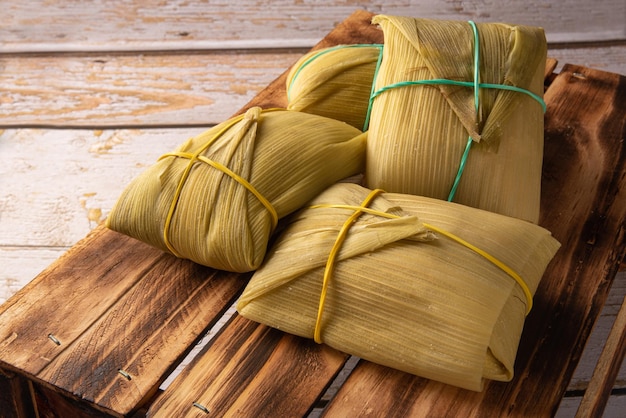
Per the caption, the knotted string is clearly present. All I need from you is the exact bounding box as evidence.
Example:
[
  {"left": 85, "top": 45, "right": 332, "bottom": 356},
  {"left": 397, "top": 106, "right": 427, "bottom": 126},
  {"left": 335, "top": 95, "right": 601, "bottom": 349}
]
[
  {"left": 311, "top": 190, "right": 533, "bottom": 344},
  {"left": 158, "top": 109, "right": 280, "bottom": 257}
]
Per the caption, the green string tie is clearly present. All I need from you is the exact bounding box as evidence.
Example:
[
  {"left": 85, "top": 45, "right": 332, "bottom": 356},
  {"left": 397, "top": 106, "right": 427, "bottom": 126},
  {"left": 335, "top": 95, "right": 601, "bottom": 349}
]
[{"left": 365, "top": 21, "right": 546, "bottom": 201}]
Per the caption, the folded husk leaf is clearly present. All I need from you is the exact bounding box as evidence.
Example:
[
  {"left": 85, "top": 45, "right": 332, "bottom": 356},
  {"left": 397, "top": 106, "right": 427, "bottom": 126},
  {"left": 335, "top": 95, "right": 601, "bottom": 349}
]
[
  {"left": 106, "top": 107, "right": 365, "bottom": 272},
  {"left": 286, "top": 45, "right": 381, "bottom": 129},
  {"left": 237, "top": 183, "right": 560, "bottom": 391},
  {"left": 365, "top": 15, "right": 547, "bottom": 223}
]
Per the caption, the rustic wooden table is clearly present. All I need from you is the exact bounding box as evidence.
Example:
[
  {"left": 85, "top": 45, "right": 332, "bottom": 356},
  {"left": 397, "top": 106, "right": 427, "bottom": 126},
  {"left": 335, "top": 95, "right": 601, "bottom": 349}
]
[{"left": 1, "top": 2, "right": 625, "bottom": 416}]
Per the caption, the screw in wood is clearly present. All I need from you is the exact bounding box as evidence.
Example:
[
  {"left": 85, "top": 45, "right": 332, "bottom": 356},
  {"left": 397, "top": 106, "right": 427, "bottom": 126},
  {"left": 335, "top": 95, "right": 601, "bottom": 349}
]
[
  {"left": 118, "top": 369, "right": 132, "bottom": 380},
  {"left": 47, "top": 334, "right": 61, "bottom": 345},
  {"left": 192, "top": 402, "right": 210, "bottom": 413}
]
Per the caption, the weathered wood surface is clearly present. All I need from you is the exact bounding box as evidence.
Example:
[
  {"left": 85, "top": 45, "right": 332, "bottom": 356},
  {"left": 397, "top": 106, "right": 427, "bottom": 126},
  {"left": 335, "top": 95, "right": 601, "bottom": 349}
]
[
  {"left": 576, "top": 295, "right": 626, "bottom": 417},
  {"left": 0, "top": 4, "right": 625, "bottom": 417},
  {"left": 0, "top": 128, "right": 205, "bottom": 249},
  {"left": 1, "top": 3, "right": 625, "bottom": 128},
  {"left": 0, "top": 52, "right": 302, "bottom": 127},
  {"left": 1, "top": 49, "right": 624, "bottom": 129},
  {"left": 148, "top": 315, "right": 348, "bottom": 418},
  {"left": 3, "top": 0, "right": 625, "bottom": 53},
  {"left": 0, "top": 226, "right": 249, "bottom": 416}
]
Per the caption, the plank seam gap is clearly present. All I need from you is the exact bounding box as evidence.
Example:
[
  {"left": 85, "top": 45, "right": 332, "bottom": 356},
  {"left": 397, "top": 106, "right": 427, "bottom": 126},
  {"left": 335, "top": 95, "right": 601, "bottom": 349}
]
[
  {"left": 0, "top": 124, "right": 219, "bottom": 130},
  {"left": 1, "top": 37, "right": 625, "bottom": 56}
]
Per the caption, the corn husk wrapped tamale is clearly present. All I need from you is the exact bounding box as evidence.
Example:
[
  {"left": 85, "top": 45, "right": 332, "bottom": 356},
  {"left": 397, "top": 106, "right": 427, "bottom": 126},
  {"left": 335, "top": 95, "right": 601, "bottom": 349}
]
[
  {"left": 106, "top": 107, "right": 365, "bottom": 272},
  {"left": 237, "top": 183, "right": 560, "bottom": 391},
  {"left": 286, "top": 44, "right": 382, "bottom": 130},
  {"left": 365, "top": 16, "right": 547, "bottom": 223}
]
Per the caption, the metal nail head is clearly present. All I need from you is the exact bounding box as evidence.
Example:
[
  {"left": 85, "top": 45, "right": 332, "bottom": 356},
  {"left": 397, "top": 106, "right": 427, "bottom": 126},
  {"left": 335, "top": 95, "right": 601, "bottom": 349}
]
[
  {"left": 193, "top": 402, "right": 210, "bottom": 413},
  {"left": 118, "top": 369, "right": 132, "bottom": 380},
  {"left": 48, "top": 334, "right": 61, "bottom": 346}
]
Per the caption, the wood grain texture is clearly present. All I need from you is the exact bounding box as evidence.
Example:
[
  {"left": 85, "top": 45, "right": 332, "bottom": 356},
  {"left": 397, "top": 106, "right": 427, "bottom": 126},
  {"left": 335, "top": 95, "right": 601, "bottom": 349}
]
[
  {"left": 576, "top": 295, "right": 626, "bottom": 417},
  {"left": 0, "top": 225, "right": 248, "bottom": 416},
  {"left": 2, "top": 0, "right": 624, "bottom": 53},
  {"left": 37, "top": 248, "right": 247, "bottom": 416},
  {"left": 0, "top": 370, "right": 37, "bottom": 418},
  {"left": 0, "top": 52, "right": 302, "bottom": 127},
  {"left": 0, "top": 47, "right": 624, "bottom": 127},
  {"left": 148, "top": 315, "right": 348, "bottom": 418},
  {"left": 527, "top": 63, "right": 626, "bottom": 412},
  {"left": 0, "top": 227, "right": 164, "bottom": 374}
]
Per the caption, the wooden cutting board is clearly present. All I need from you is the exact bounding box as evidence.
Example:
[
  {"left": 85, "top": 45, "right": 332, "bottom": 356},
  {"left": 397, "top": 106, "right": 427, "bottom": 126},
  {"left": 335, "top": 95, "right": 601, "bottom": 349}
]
[{"left": 0, "top": 9, "right": 624, "bottom": 417}]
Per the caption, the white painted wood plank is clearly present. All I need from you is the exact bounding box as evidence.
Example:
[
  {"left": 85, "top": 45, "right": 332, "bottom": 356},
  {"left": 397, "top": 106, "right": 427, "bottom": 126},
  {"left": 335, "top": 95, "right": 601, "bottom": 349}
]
[
  {"left": 0, "top": 128, "right": 205, "bottom": 247},
  {"left": 1, "top": 46, "right": 624, "bottom": 128},
  {"left": 2, "top": 0, "right": 625, "bottom": 53},
  {"left": 0, "top": 52, "right": 300, "bottom": 127},
  {"left": 549, "top": 45, "right": 626, "bottom": 77}
]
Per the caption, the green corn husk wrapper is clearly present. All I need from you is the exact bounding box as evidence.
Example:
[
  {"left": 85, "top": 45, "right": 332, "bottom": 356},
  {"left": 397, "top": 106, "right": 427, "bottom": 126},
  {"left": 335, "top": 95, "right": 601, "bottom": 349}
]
[
  {"left": 366, "top": 16, "right": 547, "bottom": 223},
  {"left": 237, "top": 183, "right": 560, "bottom": 391},
  {"left": 106, "top": 107, "right": 365, "bottom": 272},
  {"left": 286, "top": 44, "right": 382, "bottom": 130}
]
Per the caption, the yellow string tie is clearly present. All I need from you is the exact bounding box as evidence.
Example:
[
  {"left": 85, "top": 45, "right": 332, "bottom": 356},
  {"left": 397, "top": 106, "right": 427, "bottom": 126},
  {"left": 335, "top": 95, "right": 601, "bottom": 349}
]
[
  {"left": 422, "top": 223, "right": 533, "bottom": 314},
  {"left": 157, "top": 109, "right": 281, "bottom": 257},
  {"left": 312, "top": 193, "right": 533, "bottom": 343},
  {"left": 313, "top": 188, "right": 384, "bottom": 344}
]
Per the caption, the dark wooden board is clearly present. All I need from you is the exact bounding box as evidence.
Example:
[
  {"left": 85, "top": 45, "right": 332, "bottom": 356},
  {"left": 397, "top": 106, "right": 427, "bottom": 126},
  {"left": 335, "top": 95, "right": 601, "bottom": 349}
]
[
  {"left": 0, "top": 227, "right": 167, "bottom": 376},
  {"left": 147, "top": 315, "right": 348, "bottom": 417},
  {"left": 0, "top": 371, "right": 37, "bottom": 418},
  {"left": 0, "top": 226, "right": 249, "bottom": 416}
]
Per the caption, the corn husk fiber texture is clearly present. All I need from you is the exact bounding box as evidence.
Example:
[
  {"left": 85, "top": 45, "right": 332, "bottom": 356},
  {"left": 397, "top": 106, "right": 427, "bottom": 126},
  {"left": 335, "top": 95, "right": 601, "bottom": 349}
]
[
  {"left": 237, "top": 183, "right": 560, "bottom": 391},
  {"left": 286, "top": 44, "right": 381, "bottom": 130},
  {"left": 106, "top": 107, "right": 365, "bottom": 272},
  {"left": 366, "top": 15, "right": 547, "bottom": 223}
]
